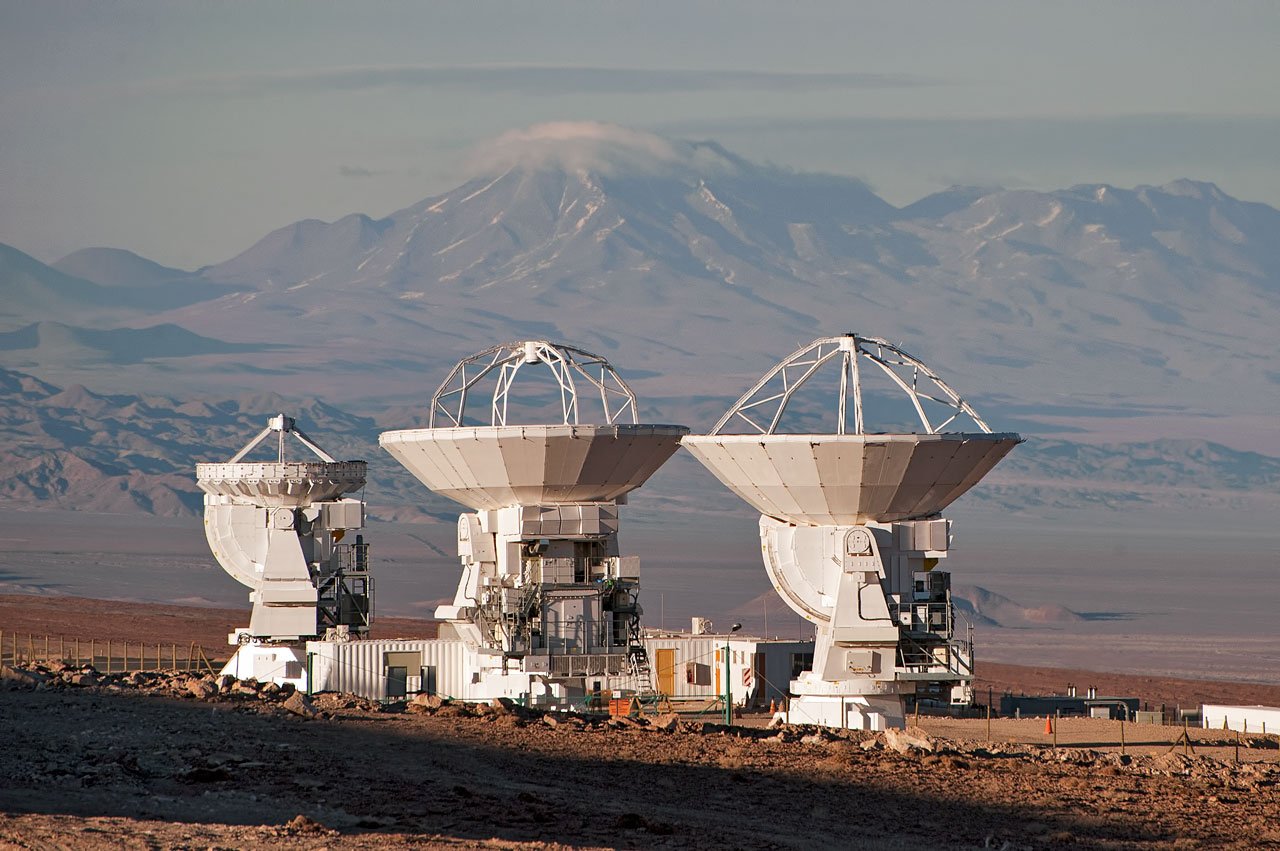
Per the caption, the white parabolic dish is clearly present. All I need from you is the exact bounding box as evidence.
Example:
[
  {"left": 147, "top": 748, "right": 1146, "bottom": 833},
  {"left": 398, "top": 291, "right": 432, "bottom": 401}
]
[
  {"left": 380, "top": 424, "right": 689, "bottom": 510},
  {"left": 195, "top": 461, "right": 367, "bottom": 507},
  {"left": 681, "top": 433, "right": 1020, "bottom": 525}
]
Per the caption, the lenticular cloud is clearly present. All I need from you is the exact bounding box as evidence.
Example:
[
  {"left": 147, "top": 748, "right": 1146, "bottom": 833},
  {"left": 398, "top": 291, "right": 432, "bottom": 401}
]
[{"left": 464, "top": 121, "right": 740, "bottom": 178}]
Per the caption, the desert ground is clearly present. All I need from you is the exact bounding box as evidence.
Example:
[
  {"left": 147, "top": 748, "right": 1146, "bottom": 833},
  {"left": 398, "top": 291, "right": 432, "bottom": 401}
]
[{"left": 2, "top": 595, "right": 1279, "bottom": 850}]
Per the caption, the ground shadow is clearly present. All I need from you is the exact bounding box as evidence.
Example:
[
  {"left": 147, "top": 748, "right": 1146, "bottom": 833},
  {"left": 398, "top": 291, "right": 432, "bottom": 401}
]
[{"left": 0, "top": 687, "right": 1249, "bottom": 849}]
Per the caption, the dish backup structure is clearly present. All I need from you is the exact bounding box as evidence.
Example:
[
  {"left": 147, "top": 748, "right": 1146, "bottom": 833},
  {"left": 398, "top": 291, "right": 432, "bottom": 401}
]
[
  {"left": 683, "top": 334, "right": 1020, "bottom": 731},
  {"left": 197, "top": 415, "right": 372, "bottom": 687},
  {"left": 380, "top": 341, "right": 688, "bottom": 705}
]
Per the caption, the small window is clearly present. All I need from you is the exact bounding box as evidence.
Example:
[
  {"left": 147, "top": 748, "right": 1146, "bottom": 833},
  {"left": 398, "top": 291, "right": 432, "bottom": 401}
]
[{"left": 791, "top": 653, "right": 815, "bottom": 678}]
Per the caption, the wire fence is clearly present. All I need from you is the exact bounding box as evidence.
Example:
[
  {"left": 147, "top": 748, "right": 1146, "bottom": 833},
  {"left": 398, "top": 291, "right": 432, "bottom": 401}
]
[{"left": 0, "top": 629, "right": 221, "bottom": 675}]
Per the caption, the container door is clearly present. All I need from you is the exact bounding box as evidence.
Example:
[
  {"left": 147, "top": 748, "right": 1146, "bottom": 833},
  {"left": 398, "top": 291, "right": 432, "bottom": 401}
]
[
  {"left": 656, "top": 648, "right": 676, "bottom": 696},
  {"left": 386, "top": 666, "right": 407, "bottom": 698}
]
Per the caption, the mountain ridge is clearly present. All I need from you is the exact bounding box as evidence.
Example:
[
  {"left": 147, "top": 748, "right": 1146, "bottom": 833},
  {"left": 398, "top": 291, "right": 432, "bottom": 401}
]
[
  {"left": 53, "top": 247, "right": 195, "bottom": 288},
  {"left": 1, "top": 124, "right": 1277, "bottom": 445},
  {"left": 0, "top": 366, "right": 1276, "bottom": 521}
]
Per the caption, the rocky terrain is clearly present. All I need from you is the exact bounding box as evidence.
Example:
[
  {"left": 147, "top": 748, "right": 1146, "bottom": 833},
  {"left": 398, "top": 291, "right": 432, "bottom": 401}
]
[{"left": 1, "top": 657, "right": 1278, "bottom": 850}]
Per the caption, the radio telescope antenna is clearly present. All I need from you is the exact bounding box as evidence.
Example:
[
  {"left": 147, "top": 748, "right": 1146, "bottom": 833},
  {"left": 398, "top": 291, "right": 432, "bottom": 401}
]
[
  {"left": 196, "top": 414, "right": 372, "bottom": 691},
  {"left": 381, "top": 341, "right": 687, "bottom": 707},
  {"left": 684, "top": 333, "right": 1021, "bottom": 731}
]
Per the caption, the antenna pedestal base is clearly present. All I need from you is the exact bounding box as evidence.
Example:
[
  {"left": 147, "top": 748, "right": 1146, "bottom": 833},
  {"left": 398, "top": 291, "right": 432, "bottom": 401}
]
[
  {"left": 761, "top": 515, "right": 974, "bottom": 729},
  {"left": 219, "top": 641, "right": 309, "bottom": 692},
  {"left": 785, "top": 694, "right": 906, "bottom": 731}
]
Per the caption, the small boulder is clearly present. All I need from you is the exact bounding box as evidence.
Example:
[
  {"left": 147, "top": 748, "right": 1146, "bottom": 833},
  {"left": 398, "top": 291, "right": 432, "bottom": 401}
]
[
  {"left": 0, "top": 665, "right": 44, "bottom": 688},
  {"left": 883, "top": 727, "right": 934, "bottom": 754},
  {"left": 653, "top": 713, "right": 681, "bottom": 732},
  {"left": 186, "top": 678, "right": 215, "bottom": 700},
  {"left": 282, "top": 814, "right": 335, "bottom": 836},
  {"left": 283, "top": 691, "right": 318, "bottom": 719},
  {"left": 411, "top": 693, "right": 446, "bottom": 710}
]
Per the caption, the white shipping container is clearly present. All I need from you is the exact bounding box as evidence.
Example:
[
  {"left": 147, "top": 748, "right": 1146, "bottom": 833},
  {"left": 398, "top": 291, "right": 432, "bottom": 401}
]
[
  {"left": 306, "top": 638, "right": 469, "bottom": 701},
  {"left": 1201, "top": 704, "right": 1280, "bottom": 735},
  {"left": 643, "top": 634, "right": 813, "bottom": 707}
]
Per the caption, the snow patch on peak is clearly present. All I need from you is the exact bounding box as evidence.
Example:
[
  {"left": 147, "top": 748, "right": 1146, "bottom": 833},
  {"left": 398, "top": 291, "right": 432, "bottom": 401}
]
[
  {"left": 1036, "top": 203, "right": 1062, "bottom": 227},
  {"left": 1160, "top": 179, "right": 1225, "bottom": 200},
  {"left": 464, "top": 121, "right": 742, "bottom": 179}
]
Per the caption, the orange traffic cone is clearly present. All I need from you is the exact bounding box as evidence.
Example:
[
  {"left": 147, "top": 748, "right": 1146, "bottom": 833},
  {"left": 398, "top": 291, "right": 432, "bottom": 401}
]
[
  {"left": 1044, "top": 716, "right": 1054, "bottom": 735},
  {"left": 770, "top": 699, "right": 777, "bottom": 713}
]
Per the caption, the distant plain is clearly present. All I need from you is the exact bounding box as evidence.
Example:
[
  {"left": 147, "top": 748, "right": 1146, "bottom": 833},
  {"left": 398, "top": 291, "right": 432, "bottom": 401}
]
[{"left": 3, "top": 501, "right": 1275, "bottom": 685}]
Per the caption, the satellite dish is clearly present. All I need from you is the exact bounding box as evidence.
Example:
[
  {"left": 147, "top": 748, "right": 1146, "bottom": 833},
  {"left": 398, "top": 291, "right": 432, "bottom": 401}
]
[
  {"left": 683, "top": 334, "right": 1020, "bottom": 524},
  {"left": 197, "top": 414, "right": 371, "bottom": 656},
  {"left": 196, "top": 413, "right": 366, "bottom": 509},
  {"left": 381, "top": 341, "right": 688, "bottom": 509}
]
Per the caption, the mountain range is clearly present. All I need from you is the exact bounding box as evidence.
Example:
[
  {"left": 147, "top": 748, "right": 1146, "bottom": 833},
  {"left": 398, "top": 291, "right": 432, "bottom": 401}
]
[
  {"left": 0, "top": 366, "right": 1275, "bottom": 521},
  {"left": 1, "top": 124, "right": 1277, "bottom": 519}
]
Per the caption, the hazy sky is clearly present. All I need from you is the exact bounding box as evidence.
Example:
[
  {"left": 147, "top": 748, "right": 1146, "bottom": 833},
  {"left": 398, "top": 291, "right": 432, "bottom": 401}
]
[{"left": 3, "top": 1, "right": 1278, "bottom": 268}]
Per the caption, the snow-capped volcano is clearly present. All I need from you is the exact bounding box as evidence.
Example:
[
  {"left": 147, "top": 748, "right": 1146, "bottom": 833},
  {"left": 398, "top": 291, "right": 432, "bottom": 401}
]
[
  {"left": 206, "top": 121, "right": 894, "bottom": 301},
  {"left": 6, "top": 123, "right": 1280, "bottom": 425}
]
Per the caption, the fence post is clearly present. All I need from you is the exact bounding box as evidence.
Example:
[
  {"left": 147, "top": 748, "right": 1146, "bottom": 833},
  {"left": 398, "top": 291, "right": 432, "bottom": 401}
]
[{"left": 1119, "top": 715, "right": 1126, "bottom": 756}]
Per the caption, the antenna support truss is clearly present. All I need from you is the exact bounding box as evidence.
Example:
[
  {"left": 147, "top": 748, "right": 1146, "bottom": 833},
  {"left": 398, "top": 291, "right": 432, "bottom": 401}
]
[
  {"left": 227, "top": 413, "right": 338, "bottom": 463},
  {"left": 710, "top": 334, "right": 993, "bottom": 436},
  {"left": 429, "top": 340, "right": 639, "bottom": 427}
]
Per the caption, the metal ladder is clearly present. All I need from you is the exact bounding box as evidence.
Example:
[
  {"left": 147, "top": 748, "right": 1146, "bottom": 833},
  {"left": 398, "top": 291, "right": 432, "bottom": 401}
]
[{"left": 625, "top": 607, "right": 657, "bottom": 699}]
